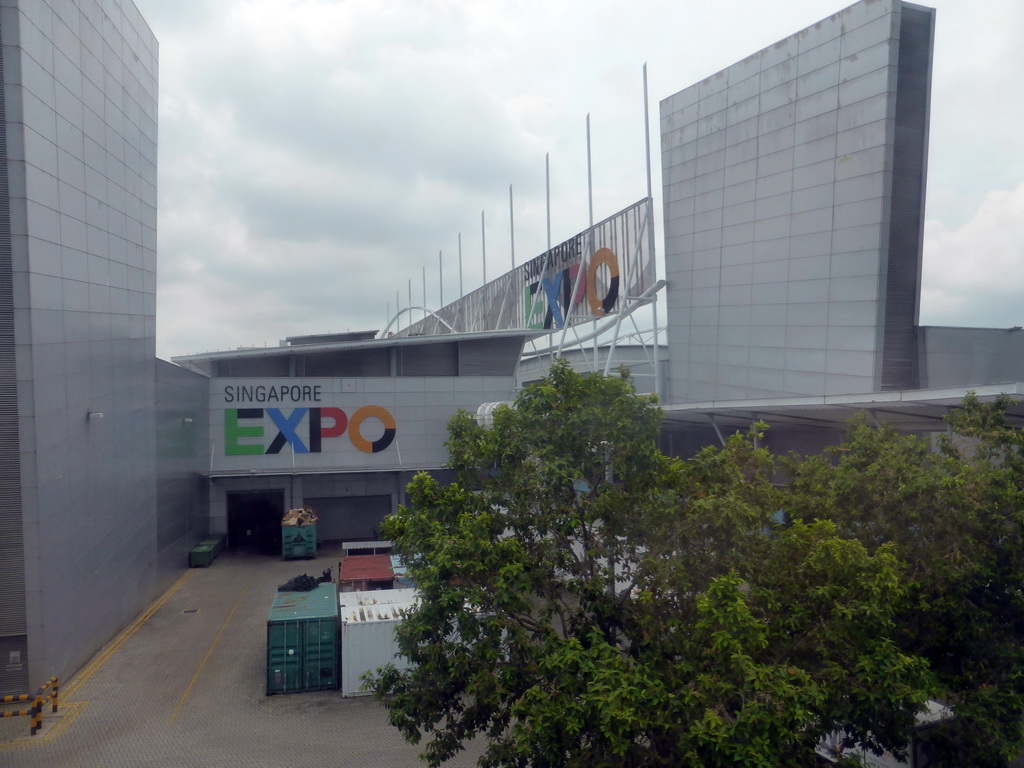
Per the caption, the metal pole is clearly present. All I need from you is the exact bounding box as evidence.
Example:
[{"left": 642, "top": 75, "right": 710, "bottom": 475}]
[
  {"left": 509, "top": 184, "right": 515, "bottom": 272},
  {"left": 545, "top": 153, "right": 551, "bottom": 251},
  {"left": 481, "top": 210, "right": 487, "bottom": 285},
  {"left": 458, "top": 232, "right": 464, "bottom": 298},
  {"left": 586, "top": 114, "right": 596, "bottom": 368},
  {"left": 586, "top": 113, "right": 594, "bottom": 230},
  {"left": 560, "top": 115, "right": 595, "bottom": 358},
  {"left": 644, "top": 63, "right": 660, "bottom": 396},
  {"left": 439, "top": 250, "right": 443, "bottom": 307},
  {"left": 422, "top": 265, "right": 426, "bottom": 320}
]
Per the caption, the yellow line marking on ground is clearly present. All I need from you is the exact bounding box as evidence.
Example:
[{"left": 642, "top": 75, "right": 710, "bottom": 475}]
[
  {"left": 169, "top": 579, "right": 251, "bottom": 726},
  {"left": 63, "top": 570, "right": 194, "bottom": 700},
  {"left": 0, "top": 700, "right": 88, "bottom": 753},
  {"left": 0, "top": 570, "right": 195, "bottom": 752},
  {"left": 0, "top": 701, "right": 89, "bottom": 751}
]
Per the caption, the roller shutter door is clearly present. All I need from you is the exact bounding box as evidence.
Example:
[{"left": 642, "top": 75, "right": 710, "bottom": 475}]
[{"left": 304, "top": 496, "right": 392, "bottom": 542}]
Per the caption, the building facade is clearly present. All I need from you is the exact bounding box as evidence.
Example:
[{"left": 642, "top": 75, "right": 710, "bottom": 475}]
[
  {"left": 0, "top": 0, "right": 171, "bottom": 695},
  {"left": 173, "top": 331, "right": 530, "bottom": 555},
  {"left": 661, "top": 0, "right": 935, "bottom": 403}
]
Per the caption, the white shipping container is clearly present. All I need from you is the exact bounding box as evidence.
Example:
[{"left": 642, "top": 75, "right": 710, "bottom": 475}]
[
  {"left": 339, "top": 589, "right": 417, "bottom": 697},
  {"left": 816, "top": 700, "right": 951, "bottom": 767}
]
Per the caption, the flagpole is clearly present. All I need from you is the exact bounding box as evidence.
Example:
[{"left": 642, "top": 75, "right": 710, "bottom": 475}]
[
  {"left": 587, "top": 113, "right": 594, "bottom": 231},
  {"left": 545, "top": 153, "right": 551, "bottom": 251},
  {"left": 644, "top": 63, "right": 660, "bottom": 396},
  {"left": 509, "top": 184, "right": 515, "bottom": 272}
]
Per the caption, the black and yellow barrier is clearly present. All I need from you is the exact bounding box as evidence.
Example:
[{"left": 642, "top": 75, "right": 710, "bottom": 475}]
[{"left": 1, "top": 677, "right": 58, "bottom": 735}]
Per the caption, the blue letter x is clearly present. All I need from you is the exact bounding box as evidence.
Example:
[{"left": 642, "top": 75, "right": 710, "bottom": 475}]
[
  {"left": 265, "top": 408, "right": 309, "bottom": 454},
  {"left": 541, "top": 273, "right": 564, "bottom": 328}
]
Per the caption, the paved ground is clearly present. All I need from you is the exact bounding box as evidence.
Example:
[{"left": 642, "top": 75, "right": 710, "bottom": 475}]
[{"left": 0, "top": 544, "right": 482, "bottom": 768}]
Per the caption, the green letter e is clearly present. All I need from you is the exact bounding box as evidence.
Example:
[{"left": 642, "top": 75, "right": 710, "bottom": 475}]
[{"left": 225, "top": 409, "right": 264, "bottom": 455}]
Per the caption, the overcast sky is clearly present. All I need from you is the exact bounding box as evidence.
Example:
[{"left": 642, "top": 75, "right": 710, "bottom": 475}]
[{"left": 130, "top": 0, "right": 1024, "bottom": 360}]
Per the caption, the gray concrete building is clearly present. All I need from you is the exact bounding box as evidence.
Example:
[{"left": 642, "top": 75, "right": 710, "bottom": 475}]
[
  {"left": 0, "top": 0, "right": 175, "bottom": 695},
  {"left": 661, "top": 0, "right": 935, "bottom": 403}
]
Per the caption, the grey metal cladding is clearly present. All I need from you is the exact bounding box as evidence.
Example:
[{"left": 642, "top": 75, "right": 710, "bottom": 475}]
[
  {"left": 397, "top": 342, "right": 459, "bottom": 376},
  {"left": 308, "top": 349, "right": 390, "bottom": 377},
  {"left": 660, "top": 0, "right": 938, "bottom": 403},
  {"left": 4, "top": 0, "right": 162, "bottom": 693},
  {"left": 458, "top": 337, "right": 525, "bottom": 377},
  {"left": 918, "top": 327, "right": 1024, "bottom": 389},
  {"left": 881, "top": 3, "right": 934, "bottom": 390},
  {"left": 155, "top": 360, "right": 209, "bottom": 555},
  {"left": 0, "top": 12, "right": 29, "bottom": 696}
]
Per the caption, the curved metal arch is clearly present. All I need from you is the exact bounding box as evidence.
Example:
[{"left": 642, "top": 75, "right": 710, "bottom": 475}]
[{"left": 380, "top": 307, "right": 457, "bottom": 338}]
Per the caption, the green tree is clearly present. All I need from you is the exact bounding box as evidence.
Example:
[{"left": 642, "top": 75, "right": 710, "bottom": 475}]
[
  {"left": 369, "top": 360, "right": 935, "bottom": 766},
  {"left": 785, "top": 394, "right": 1024, "bottom": 766}
]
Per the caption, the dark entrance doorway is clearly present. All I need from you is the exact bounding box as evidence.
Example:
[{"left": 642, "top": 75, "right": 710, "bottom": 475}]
[{"left": 227, "top": 490, "right": 285, "bottom": 554}]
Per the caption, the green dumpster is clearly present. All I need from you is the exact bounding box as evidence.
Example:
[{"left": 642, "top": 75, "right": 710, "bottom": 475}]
[
  {"left": 202, "top": 535, "right": 225, "bottom": 557},
  {"left": 282, "top": 524, "right": 317, "bottom": 560},
  {"left": 189, "top": 544, "right": 215, "bottom": 567}
]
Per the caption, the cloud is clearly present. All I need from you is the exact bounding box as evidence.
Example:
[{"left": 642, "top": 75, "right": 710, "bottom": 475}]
[{"left": 135, "top": 0, "right": 1024, "bottom": 358}]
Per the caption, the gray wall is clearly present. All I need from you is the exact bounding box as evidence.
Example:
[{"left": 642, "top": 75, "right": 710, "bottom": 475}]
[
  {"left": 0, "top": 2, "right": 27, "bottom": 695},
  {"left": 155, "top": 360, "right": 209, "bottom": 587},
  {"left": 205, "top": 336, "right": 527, "bottom": 379},
  {"left": 0, "top": 0, "right": 159, "bottom": 690},
  {"left": 661, "top": 0, "right": 934, "bottom": 404},
  {"left": 918, "top": 326, "right": 1024, "bottom": 389}
]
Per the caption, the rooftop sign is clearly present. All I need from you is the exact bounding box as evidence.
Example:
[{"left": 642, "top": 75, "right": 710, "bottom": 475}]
[{"left": 397, "top": 198, "right": 653, "bottom": 336}]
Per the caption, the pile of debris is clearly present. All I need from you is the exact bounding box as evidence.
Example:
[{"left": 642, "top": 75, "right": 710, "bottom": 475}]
[
  {"left": 277, "top": 568, "right": 333, "bottom": 592},
  {"left": 281, "top": 507, "right": 318, "bottom": 526}
]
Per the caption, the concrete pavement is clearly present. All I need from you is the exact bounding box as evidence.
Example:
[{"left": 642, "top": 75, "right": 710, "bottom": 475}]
[{"left": 0, "top": 544, "right": 481, "bottom": 768}]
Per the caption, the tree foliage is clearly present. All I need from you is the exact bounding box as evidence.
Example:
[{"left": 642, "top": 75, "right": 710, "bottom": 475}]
[
  {"left": 369, "top": 363, "right": 1024, "bottom": 767},
  {"left": 785, "top": 394, "right": 1024, "bottom": 766}
]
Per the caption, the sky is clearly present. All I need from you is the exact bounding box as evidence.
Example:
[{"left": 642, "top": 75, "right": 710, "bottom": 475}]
[{"left": 130, "top": 0, "right": 1024, "bottom": 360}]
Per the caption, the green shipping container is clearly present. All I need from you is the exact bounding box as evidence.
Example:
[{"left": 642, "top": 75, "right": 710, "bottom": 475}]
[
  {"left": 282, "top": 524, "right": 317, "bottom": 559},
  {"left": 266, "top": 583, "right": 338, "bottom": 694}
]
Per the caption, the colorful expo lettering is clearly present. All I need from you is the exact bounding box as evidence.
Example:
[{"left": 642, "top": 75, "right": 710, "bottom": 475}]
[
  {"left": 524, "top": 248, "right": 620, "bottom": 329},
  {"left": 224, "top": 406, "right": 396, "bottom": 455}
]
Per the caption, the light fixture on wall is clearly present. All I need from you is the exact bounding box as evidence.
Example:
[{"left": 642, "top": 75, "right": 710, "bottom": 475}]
[
  {"left": 87, "top": 411, "right": 104, "bottom": 420},
  {"left": 182, "top": 417, "right": 194, "bottom": 424}
]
